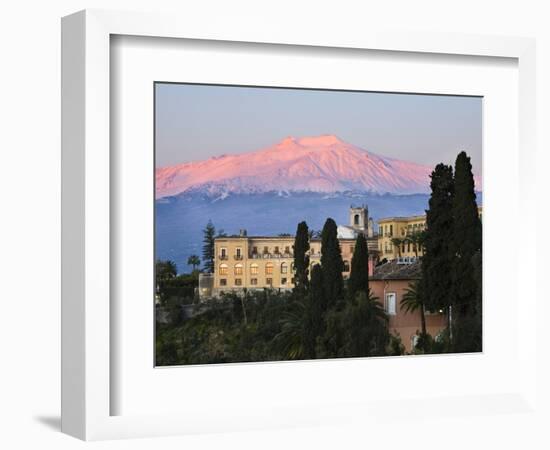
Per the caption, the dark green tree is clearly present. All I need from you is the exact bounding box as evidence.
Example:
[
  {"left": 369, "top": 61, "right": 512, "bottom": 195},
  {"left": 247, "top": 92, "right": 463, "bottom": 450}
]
[
  {"left": 187, "top": 254, "right": 201, "bottom": 272},
  {"left": 293, "top": 221, "right": 310, "bottom": 296},
  {"left": 320, "top": 218, "right": 344, "bottom": 309},
  {"left": 421, "top": 164, "right": 455, "bottom": 317},
  {"left": 400, "top": 280, "right": 427, "bottom": 338},
  {"left": 155, "top": 259, "right": 177, "bottom": 305},
  {"left": 391, "top": 237, "right": 404, "bottom": 257},
  {"left": 348, "top": 233, "right": 369, "bottom": 300},
  {"left": 303, "top": 264, "right": 324, "bottom": 359},
  {"left": 341, "top": 290, "right": 389, "bottom": 357},
  {"left": 407, "top": 231, "right": 424, "bottom": 258},
  {"left": 156, "top": 259, "right": 177, "bottom": 281},
  {"left": 202, "top": 220, "right": 216, "bottom": 273},
  {"left": 451, "top": 151, "right": 482, "bottom": 352},
  {"left": 451, "top": 151, "right": 482, "bottom": 317}
]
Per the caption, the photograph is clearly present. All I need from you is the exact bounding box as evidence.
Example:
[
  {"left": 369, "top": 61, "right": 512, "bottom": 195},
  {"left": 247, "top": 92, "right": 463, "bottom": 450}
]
[{"left": 154, "top": 83, "right": 483, "bottom": 366}]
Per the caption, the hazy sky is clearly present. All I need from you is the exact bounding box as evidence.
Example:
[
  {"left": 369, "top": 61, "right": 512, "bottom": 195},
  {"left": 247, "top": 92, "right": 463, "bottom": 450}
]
[{"left": 155, "top": 83, "right": 482, "bottom": 174}]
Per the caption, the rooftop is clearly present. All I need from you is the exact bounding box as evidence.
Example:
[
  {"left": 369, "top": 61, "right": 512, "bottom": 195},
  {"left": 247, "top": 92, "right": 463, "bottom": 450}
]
[
  {"left": 377, "top": 214, "right": 426, "bottom": 223},
  {"left": 370, "top": 258, "right": 422, "bottom": 281}
]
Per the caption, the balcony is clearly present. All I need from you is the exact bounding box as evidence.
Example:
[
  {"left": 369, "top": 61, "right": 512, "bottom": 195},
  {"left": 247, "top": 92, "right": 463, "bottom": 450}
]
[
  {"left": 250, "top": 252, "right": 294, "bottom": 259},
  {"left": 219, "top": 255, "right": 228, "bottom": 260},
  {"left": 233, "top": 255, "right": 243, "bottom": 260}
]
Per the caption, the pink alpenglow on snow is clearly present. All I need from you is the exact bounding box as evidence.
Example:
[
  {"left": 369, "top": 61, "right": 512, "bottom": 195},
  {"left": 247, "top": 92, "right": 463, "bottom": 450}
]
[{"left": 155, "top": 135, "right": 482, "bottom": 199}]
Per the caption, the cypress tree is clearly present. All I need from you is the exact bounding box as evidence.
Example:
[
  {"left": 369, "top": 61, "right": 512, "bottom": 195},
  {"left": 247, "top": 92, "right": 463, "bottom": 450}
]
[
  {"left": 293, "top": 221, "right": 310, "bottom": 297},
  {"left": 451, "top": 152, "right": 482, "bottom": 351},
  {"left": 202, "top": 220, "right": 216, "bottom": 273},
  {"left": 452, "top": 151, "right": 482, "bottom": 316},
  {"left": 320, "top": 218, "right": 344, "bottom": 309},
  {"left": 348, "top": 233, "right": 369, "bottom": 300},
  {"left": 421, "top": 164, "right": 454, "bottom": 314},
  {"left": 303, "top": 264, "right": 324, "bottom": 359}
]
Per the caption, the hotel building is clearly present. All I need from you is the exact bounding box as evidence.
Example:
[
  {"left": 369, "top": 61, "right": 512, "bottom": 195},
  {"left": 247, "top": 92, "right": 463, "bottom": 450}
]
[
  {"left": 377, "top": 206, "right": 482, "bottom": 261},
  {"left": 199, "top": 206, "right": 379, "bottom": 298}
]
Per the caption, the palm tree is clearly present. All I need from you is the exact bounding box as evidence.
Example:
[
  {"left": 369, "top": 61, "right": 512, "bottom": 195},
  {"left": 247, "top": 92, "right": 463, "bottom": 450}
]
[
  {"left": 156, "top": 259, "right": 177, "bottom": 280},
  {"left": 401, "top": 280, "right": 426, "bottom": 337},
  {"left": 344, "top": 290, "right": 389, "bottom": 357},
  {"left": 391, "top": 237, "right": 403, "bottom": 258},
  {"left": 407, "top": 231, "right": 426, "bottom": 258},
  {"left": 273, "top": 300, "right": 306, "bottom": 360},
  {"left": 187, "top": 254, "right": 201, "bottom": 272}
]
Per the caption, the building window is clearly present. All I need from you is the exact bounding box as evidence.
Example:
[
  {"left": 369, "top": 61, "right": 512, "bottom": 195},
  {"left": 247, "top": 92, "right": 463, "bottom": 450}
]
[
  {"left": 291, "top": 277, "right": 295, "bottom": 284},
  {"left": 220, "top": 248, "right": 227, "bottom": 259},
  {"left": 235, "top": 247, "right": 242, "bottom": 259},
  {"left": 274, "top": 246, "right": 280, "bottom": 254},
  {"left": 385, "top": 292, "right": 397, "bottom": 315},
  {"left": 234, "top": 264, "right": 243, "bottom": 275},
  {"left": 354, "top": 214, "right": 360, "bottom": 225},
  {"left": 235, "top": 278, "right": 242, "bottom": 286},
  {"left": 219, "top": 264, "right": 228, "bottom": 275},
  {"left": 252, "top": 246, "right": 258, "bottom": 254},
  {"left": 343, "top": 260, "right": 350, "bottom": 272},
  {"left": 281, "top": 262, "right": 288, "bottom": 274},
  {"left": 251, "top": 278, "right": 258, "bottom": 285},
  {"left": 265, "top": 263, "right": 274, "bottom": 275},
  {"left": 263, "top": 246, "right": 269, "bottom": 255},
  {"left": 281, "top": 278, "right": 287, "bottom": 285},
  {"left": 250, "top": 264, "right": 258, "bottom": 275},
  {"left": 389, "top": 224, "right": 393, "bottom": 236},
  {"left": 220, "top": 278, "right": 227, "bottom": 286},
  {"left": 266, "top": 278, "right": 273, "bottom": 286},
  {"left": 284, "top": 246, "right": 290, "bottom": 254}
]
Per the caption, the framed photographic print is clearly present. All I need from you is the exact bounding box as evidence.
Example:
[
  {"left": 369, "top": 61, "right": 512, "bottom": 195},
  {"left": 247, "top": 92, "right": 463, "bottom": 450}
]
[{"left": 62, "top": 9, "right": 537, "bottom": 441}]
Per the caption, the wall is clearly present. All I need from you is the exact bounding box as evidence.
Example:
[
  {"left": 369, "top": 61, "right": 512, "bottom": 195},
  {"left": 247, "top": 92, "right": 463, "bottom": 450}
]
[
  {"left": 370, "top": 279, "right": 447, "bottom": 352},
  {"left": 1, "top": 1, "right": 548, "bottom": 449}
]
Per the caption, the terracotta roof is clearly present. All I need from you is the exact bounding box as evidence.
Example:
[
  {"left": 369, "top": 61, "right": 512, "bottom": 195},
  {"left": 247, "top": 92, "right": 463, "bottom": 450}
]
[{"left": 370, "top": 258, "right": 422, "bottom": 280}]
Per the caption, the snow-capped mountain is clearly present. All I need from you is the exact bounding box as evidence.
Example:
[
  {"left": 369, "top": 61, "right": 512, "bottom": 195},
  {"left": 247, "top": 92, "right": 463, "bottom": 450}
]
[{"left": 156, "top": 135, "right": 481, "bottom": 199}]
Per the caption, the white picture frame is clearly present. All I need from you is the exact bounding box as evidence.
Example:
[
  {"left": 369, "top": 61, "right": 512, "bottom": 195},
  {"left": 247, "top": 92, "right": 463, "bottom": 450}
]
[{"left": 61, "top": 9, "right": 537, "bottom": 441}]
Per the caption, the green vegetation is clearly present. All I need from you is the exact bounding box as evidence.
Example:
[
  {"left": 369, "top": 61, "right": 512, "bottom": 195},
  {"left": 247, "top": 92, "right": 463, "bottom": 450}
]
[
  {"left": 187, "top": 254, "right": 201, "bottom": 272},
  {"left": 320, "top": 218, "right": 344, "bottom": 310},
  {"left": 348, "top": 233, "right": 369, "bottom": 300},
  {"left": 293, "top": 221, "right": 310, "bottom": 297},
  {"left": 202, "top": 220, "right": 216, "bottom": 273}
]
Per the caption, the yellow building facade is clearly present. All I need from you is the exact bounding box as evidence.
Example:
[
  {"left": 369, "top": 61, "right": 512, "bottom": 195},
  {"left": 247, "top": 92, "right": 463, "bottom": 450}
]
[
  {"left": 377, "top": 206, "right": 482, "bottom": 260},
  {"left": 200, "top": 206, "right": 379, "bottom": 297},
  {"left": 208, "top": 235, "right": 378, "bottom": 296},
  {"left": 377, "top": 215, "right": 427, "bottom": 260}
]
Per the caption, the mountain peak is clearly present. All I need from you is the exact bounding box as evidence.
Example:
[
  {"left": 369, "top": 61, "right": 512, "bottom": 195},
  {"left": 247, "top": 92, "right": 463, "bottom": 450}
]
[
  {"left": 276, "top": 134, "right": 347, "bottom": 149},
  {"left": 155, "top": 135, "right": 481, "bottom": 199},
  {"left": 296, "top": 134, "right": 344, "bottom": 147}
]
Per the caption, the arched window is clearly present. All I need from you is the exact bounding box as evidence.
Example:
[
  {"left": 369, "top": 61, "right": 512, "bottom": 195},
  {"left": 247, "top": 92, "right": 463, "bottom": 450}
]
[
  {"left": 265, "top": 263, "right": 274, "bottom": 275},
  {"left": 250, "top": 263, "right": 259, "bottom": 275},
  {"left": 234, "top": 264, "right": 243, "bottom": 275},
  {"left": 354, "top": 214, "right": 360, "bottom": 225},
  {"left": 281, "top": 262, "right": 288, "bottom": 274},
  {"left": 219, "top": 264, "right": 228, "bottom": 275},
  {"left": 343, "top": 260, "right": 350, "bottom": 272}
]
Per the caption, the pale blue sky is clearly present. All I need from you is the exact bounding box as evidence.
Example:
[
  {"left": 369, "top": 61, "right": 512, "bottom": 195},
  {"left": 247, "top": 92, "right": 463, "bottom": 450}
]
[{"left": 155, "top": 83, "right": 482, "bottom": 174}]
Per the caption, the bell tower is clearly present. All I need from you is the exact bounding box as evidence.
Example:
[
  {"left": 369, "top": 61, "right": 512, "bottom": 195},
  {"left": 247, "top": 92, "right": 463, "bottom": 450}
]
[{"left": 349, "top": 205, "right": 368, "bottom": 231}]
